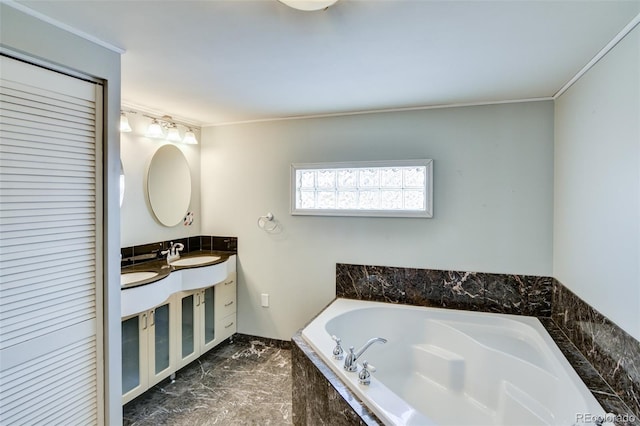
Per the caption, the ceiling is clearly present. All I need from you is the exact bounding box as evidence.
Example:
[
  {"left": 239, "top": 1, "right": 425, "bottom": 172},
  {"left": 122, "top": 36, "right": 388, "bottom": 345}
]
[{"left": 11, "top": 0, "right": 640, "bottom": 126}]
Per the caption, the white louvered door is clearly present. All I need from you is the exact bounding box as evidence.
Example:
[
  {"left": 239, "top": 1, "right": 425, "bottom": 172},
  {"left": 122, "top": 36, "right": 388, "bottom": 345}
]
[{"left": 0, "top": 55, "right": 103, "bottom": 425}]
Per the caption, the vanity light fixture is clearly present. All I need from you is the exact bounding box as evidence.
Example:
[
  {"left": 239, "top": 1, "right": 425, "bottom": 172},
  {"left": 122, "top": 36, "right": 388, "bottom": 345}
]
[
  {"left": 119, "top": 111, "right": 134, "bottom": 132},
  {"left": 279, "top": 0, "right": 338, "bottom": 11},
  {"left": 143, "top": 114, "right": 198, "bottom": 144}
]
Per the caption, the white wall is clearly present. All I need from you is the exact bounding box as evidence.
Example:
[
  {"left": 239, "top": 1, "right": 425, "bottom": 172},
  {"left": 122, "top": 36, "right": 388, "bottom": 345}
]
[
  {"left": 201, "top": 102, "right": 554, "bottom": 340},
  {"left": 0, "top": 4, "right": 122, "bottom": 423},
  {"left": 120, "top": 112, "right": 202, "bottom": 247},
  {"left": 554, "top": 26, "right": 640, "bottom": 341}
]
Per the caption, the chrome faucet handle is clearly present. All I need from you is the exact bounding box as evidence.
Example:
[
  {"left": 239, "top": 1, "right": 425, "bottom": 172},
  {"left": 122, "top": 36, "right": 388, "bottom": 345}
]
[
  {"left": 331, "top": 335, "right": 344, "bottom": 360},
  {"left": 344, "top": 346, "right": 358, "bottom": 372},
  {"left": 358, "top": 360, "right": 376, "bottom": 385}
]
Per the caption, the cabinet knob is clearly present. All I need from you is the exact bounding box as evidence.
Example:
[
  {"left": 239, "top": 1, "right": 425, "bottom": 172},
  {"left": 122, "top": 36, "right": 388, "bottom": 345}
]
[{"left": 224, "top": 301, "right": 234, "bottom": 307}]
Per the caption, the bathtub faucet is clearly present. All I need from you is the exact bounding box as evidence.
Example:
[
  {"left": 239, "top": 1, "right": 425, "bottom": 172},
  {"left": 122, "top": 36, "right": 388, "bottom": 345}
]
[{"left": 343, "top": 337, "right": 387, "bottom": 372}]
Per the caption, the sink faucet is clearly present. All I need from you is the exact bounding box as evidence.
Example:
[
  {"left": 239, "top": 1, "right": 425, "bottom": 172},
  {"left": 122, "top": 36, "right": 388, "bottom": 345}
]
[
  {"left": 161, "top": 241, "right": 184, "bottom": 264},
  {"left": 343, "top": 337, "right": 387, "bottom": 372}
]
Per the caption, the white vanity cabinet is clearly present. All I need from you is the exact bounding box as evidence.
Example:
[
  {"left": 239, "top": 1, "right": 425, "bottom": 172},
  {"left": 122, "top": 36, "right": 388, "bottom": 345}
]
[
  {"left": 122, "top": 301, "right": 176, "bottom": 404},
  {"left": 121, "top": 255, "right": 237, "bottom": 404}
]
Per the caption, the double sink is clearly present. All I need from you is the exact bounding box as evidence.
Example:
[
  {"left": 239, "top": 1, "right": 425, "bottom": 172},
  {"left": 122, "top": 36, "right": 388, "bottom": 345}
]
[{"left": 120, "top": 254, "right": 224, "bottom": 287}]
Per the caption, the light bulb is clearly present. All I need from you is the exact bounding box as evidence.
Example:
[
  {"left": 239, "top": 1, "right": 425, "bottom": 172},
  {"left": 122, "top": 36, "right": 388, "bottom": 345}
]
[
  {"left": 182, "top": 129, "right": 198, "bottom": 145},
  {"left": 146, "top": 119, "right": 164, "bottom": 138},
  {"left": 119, "top": 113, "right": 132, "bottom": 132}
]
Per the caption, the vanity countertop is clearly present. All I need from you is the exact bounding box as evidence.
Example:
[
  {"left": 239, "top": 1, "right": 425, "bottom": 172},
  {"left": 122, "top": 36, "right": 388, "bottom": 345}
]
[{"left": 120, "top": 250, "right": 236, "bottom": 290}]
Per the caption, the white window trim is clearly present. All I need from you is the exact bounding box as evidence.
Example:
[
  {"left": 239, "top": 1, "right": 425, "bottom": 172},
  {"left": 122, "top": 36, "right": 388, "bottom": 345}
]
[{"left": 290, "top": 159, "right": 433, "bottom": 218}]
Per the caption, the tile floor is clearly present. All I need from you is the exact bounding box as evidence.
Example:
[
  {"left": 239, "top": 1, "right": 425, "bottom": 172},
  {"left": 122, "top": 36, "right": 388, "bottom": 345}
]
[{"left": 123, "top": 335, "right": 292, "bottom": 425}]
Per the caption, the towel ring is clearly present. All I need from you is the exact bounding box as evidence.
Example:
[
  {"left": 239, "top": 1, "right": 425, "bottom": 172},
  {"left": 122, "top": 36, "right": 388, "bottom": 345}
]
[{"left": 257, "top": 212, "right": 277, "bottom": 232}]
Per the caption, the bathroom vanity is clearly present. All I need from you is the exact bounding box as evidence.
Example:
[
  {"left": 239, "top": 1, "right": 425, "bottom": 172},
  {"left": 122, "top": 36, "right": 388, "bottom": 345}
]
[{"left": 120, "top": 252, "right": 237, "bottom": 404}]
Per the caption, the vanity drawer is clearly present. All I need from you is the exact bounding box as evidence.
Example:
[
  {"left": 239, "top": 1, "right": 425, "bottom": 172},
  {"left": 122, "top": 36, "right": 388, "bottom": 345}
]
[
  {"left": 215, "top": 276, "right": 236, "bottom": 321},
  {"left": 217, "top": 292, "right": 236, "bottom": 317},
  {"left": 217, "top": 313, "right": 236, "bottom": 340}
]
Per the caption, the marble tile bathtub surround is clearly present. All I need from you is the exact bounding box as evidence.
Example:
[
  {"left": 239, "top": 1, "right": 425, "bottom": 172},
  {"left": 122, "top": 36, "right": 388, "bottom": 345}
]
[
  {"left": 292, "top": 334, "right": 380, "bottom": 426},
  {"left": 335, "top": 263, "right": 553, "bottom": 316},
  {"left": 552, "top": 281, "right": 640, "bottom": 419},
  {"left": 333, "top": 263, "right": 640, "bottom": 422}
]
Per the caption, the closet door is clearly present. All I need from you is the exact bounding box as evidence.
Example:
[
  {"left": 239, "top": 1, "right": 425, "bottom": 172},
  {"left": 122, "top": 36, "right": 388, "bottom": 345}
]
[{"left": 0, "top": 55, "right": 103, "bottom": 425}]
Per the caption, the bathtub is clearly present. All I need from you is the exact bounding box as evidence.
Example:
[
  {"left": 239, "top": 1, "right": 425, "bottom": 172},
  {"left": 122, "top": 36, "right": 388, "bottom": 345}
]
[{"left": 301, "top": 298, "right": 609, "bottom": 426}]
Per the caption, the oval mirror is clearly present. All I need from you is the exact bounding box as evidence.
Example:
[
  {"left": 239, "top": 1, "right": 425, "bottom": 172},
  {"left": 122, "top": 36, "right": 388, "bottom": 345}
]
[{"left": 147, "top": 144, "right": 191, "bottom": 226}]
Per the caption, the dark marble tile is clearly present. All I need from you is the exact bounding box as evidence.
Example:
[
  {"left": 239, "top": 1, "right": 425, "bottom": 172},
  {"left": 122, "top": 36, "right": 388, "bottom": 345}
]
[
  {"left": 292, "top": 333, "right": 380, "bottom": 426},
  {"left": 135, "top": 242, "right": 164, "bottom": 258},
  {"left": 213, "top": 236, "right": 238, "bottom": 251},
  {"left": 234, "top": 333, "right": 291, "bottom": 350},
  {"left": 336, "top": 263, "right": 551, "bottom": 316},
  {"left": 540, "top": 318, "right": 634, "bottom": 423},
  {"left": 423, "top": 269, "right": 485, "bottom": 311},
  {"left": 120, "top": 246, "right": 134, "bottom": 267},
  {"left": 484, "top": 273, "right": 552, "bottom": 316},
  {"left": 120, "top": 242, "right": 163, "bottom": 266},
  {"left": 187, "top": 236, "right": 201, "bottom": 252},
  {"left": 123, "top": 335, "right": 291, "bottom": 426},
  {"left": 552, "top": 281, "right": 640, "bottom": 419},
  {"left": 201, "top": 236, "right": 213, "bottom": 251}
]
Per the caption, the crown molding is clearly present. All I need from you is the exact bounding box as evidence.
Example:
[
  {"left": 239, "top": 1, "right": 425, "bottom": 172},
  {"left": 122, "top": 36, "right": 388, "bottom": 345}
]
[
  {"left": 2, "top": 0, "right": 125, "bottom": 54},
  {"left": 554, "top": 12, "right": 640, "bottom": 99},
  {"left": 204, "top": 97, "right": 554, "bottom": 127}
]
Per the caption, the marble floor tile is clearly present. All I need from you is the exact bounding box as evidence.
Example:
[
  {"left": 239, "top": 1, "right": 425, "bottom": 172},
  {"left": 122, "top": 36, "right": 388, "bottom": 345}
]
[{"left": 123, "top": 335, "right": 292, "bottom": 426}]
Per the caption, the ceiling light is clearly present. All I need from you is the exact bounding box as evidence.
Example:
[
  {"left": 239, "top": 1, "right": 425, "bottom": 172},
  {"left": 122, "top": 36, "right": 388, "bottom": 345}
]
[
  {"left": 182, "top": 129, "right": 198, "bottom": 145},
  {"left": 119, "top": 111, "right": 133, "bottom": 132},
  {"left": 279, "top": 0, "right": 338, "bottom": 11},
  {"left": 146, "top": 119, "right": 165, "bottom": 139}
]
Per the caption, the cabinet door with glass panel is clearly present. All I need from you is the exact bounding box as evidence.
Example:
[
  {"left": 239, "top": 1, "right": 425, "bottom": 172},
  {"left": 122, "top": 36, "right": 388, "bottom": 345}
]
[
  {"left": 121, "top": 301, "right": 175, "bottom": 404},
  {"left": 175, "top": 287, "right": 218, "bottom": 369}
]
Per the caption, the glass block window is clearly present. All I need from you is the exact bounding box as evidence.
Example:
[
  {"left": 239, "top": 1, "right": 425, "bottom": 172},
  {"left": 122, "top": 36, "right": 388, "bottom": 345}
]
[{"left": 291, "top": 160, "right": 433, "bottom": 217}]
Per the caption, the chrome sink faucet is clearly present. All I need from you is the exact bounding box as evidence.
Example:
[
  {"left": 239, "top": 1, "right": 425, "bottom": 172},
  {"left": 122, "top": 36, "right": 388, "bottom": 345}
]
[
  {"left": 343, "top": 337, "right": 387, "bottom": 372},
  {"left": 161, "top": 241, "right": 184, "bottom": 264}
]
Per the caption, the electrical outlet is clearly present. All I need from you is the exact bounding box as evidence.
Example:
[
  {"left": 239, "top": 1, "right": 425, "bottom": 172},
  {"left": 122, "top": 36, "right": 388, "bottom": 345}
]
[{"left": 261, "top": 293, "right": 269, "bottom": 308}]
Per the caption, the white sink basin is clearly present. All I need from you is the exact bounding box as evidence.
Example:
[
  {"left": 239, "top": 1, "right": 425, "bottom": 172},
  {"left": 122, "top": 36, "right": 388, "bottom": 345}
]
[
  {"left": 121, "top": 271, "right": 159, "bottom": 286},
  {"left": 170, "top": 255, "right": 221, "bottom": 267}
]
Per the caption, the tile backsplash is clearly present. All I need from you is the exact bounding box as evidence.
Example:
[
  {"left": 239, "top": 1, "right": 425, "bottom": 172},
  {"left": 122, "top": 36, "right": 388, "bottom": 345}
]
[{"left": 121, "top": 235, "right": 237, "bottom": 267}]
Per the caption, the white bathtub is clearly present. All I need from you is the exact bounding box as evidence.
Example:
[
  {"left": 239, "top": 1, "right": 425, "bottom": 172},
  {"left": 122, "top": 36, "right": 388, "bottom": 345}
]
[{"left": 301, "top": 298, "right": 609, "bottom": 426}]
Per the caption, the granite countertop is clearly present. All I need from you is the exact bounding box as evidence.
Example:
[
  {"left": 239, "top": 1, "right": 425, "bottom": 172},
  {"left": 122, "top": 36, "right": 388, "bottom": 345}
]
[{"left": 120, "top": 250, "right": 235, "bottom": 290}]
